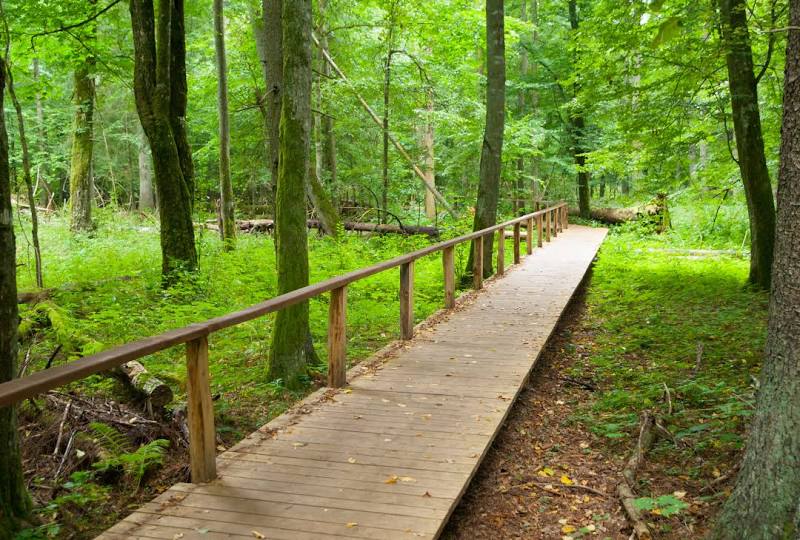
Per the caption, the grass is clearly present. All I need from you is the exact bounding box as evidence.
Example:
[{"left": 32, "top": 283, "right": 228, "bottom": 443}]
[{"left": 567, "top": 223, "right": 768, "bottom": 532}]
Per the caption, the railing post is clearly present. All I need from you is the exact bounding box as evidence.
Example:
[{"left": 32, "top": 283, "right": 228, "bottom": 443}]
[
  {"left": 400, "top": 261, "right": 414, "bottom": 340},
  {"left": 513, "top": 223, "right": 521, "bottom": 264},
  {"left": 552, "top": 209, "right": 559, "bottom": 238},
  {"left": 536, "top": 214, "right": 543, "bottom": 248},
  {"left": 443, "top": 246, "right": 455, "bottom": 310},
  {"left": 327, "top": 286, "right": 347, "bottom": 388},
  {"left": 526, "top": 217, "right": 534, "bottom": 255},
  {"left": 186, "top": 335, "right": 216, "bottom": 483},
  {"left": 563, "top": 205, "right": 569, "bottom": 229},
  {"left": 473, "top": 236, "right": 484, "bottom": 290},
  {"left": 497, "top": 227, "right": 505, "bottom": 276},
  {"left": 546, "top": 210, "right": 552, "bottom": 242}
]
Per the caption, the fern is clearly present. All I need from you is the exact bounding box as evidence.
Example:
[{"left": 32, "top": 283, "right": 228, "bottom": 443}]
[
  {"left": 90, "top": 422, "right": 169, "bottom": 490},
  {"left": 89, "top": 422, "right": 133, "bottom": 455}
]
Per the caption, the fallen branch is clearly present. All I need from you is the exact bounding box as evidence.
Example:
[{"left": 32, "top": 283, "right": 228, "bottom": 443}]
[
  {"left": 617, "top": 411, "right": 657, "bottom": 539},
  {"left": 115, "top": 361, "right": 174, "bottom": 409},
  {"left": 206, "top": 219, "right": 440, "bottom": 237}
]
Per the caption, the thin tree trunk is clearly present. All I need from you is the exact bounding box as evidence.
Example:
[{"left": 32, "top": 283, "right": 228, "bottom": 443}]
[
  {"left": 5, "top": 60, "right": 44, "bottom": 288},
  {"left": 0, "top": 55, "right": 32, "bottom": 538},
  {"left": 710, "top": 9, "right": 800, "bottom": 537},
  {"left": 466, "top": 0, "right": 505, "bottom": 279},
  {"left": 568, "top": 0, "right": 590, "bottom": 219},
  {"left": 268, "top": 0, "right": 318, "bottom": 388},
  {"left": 213, "top": 0, "right": 236, "bottom": 248},
  {"left": 68, "top": 56, "right": 95, "bottom": 233},
  {"left": 422, "top": 88, "right": 436, "bottom": 219},
  {"left": 138, "top": 130, "right": 155, "bottom": 210},
  {"left": 515, "top": 0, "right": 527, "bottom": 214},
  {"left": 261, "top": 0, "right": 282, "bottom": 202},
  {"left": 129, "top": 0, "right": 197, "bottom": 279},
  {"left": 718, "top": 0, "right": 776, "bottom": 290},
  {"left": 382, "top": 49, "right": 393, "bottom": 223},
  {"left": 317, "top": 0, "right": 337, "bottom": 185},
  {"left": 32, "top": 58, "right": 53, "bottom": 208}
]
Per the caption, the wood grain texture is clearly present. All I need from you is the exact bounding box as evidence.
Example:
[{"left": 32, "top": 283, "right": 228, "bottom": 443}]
[
  {"left": 400, "top": 262, "right": 414, "bottom": 340},
  {"left": 186, "top": 336, "right": 216, "bottom": 483},
  {"left": 443, "top": 247, "right": 455, "bottom": 309},
  {"left": 327, "top": 286, "right": 347, "bottom": 387},
  {"left": 513, "top": 222, "right": 521, "bottom": 264},
  {"left": 100, "top": 225, "right": 606, "bottom": 540},
  {"left": 496, "top": 228, "right": 505, "bottom": 275}
]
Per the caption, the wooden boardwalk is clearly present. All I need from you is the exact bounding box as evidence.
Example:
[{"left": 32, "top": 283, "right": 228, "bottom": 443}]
[{"left": 99, "top": 225, "right": 607, "bottom": 540}]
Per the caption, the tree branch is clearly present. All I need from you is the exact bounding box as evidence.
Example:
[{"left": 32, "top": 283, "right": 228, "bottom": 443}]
[{"left": 28, "top": 0, "right": 122, "bottom": 48}]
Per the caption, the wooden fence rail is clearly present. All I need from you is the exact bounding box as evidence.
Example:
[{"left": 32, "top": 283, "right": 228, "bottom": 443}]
[{"left": 0, "top": 202, "right": 568, "bottom": 483}]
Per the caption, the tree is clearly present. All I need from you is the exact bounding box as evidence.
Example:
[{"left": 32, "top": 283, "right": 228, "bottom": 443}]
[
  {"left": 0, "top": 56, "right": 32, "bottom": 540},
  {"left": 129, "top": 0, "right": 197, "bottom": 278},
  {"left": 568, "top": 0, "right": 590, "bottom": 219},
  {"left": 268, "top": 0, "right": 318, "bottom": 388},
  {"left": 213, "top": 0, "right": 236, "bottom": 248},
  {"left": 68, "top": 48, "right": 96, "bottom": 232},
  {"left": 718, "top": 0, "right": 776, "bottom": 290},
  {"left": 466, "top": 0, "right": 505, "bottom": 279},
  {"left": 710, "top": 10, "right": 800, "bottom": 538}
]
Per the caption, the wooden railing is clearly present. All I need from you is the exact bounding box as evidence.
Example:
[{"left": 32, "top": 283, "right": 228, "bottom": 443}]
[{"left": 0, "top": 202, "right": 569, "bottom": 483}]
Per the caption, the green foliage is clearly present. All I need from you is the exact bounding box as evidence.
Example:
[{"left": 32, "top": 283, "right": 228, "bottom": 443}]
[
  {"left": 633, "top": 494, "right": 689, "bottom": 517},
  {"left": 89, "top": 423, "right": 169, "bottom": 490}
]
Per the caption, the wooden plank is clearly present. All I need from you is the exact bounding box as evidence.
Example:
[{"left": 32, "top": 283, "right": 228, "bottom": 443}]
[
  {"left": 526, "top": 217, "right": 534, "bottom": 255},
  {"left": 328, "top": 286, "right": 348, "bottom": 387},
  {"left": 513, "top": 222, "right": 521, "bottom": 264},
  {"left": 101, "top": 226, "right": 608, "bottom": 540},
  {"left": 537, "top": 214, "right": 543, "bottom": 247},
  {"left": 442, "top": 246, "right": 455, "bottom": 310},
  {"left": 186, "top": 336, "right": 216, "bottom": 483},
  {"left": 400, "top": 262, "right": 414, "bottom": 340}
]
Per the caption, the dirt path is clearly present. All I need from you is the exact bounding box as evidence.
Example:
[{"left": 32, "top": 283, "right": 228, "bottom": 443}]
[{"left": 442, "top": 282, "right": 630, "bottom": 539}]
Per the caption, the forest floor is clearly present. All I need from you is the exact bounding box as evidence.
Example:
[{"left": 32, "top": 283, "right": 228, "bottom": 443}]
[{"left": 12, "top": 211, "right": 768, "bottom": 539}]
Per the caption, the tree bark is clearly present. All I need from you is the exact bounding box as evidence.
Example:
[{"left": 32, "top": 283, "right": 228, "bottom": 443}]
[
  {"left": 213, "top": 0, "right": 236, "bottom": 249},
  {"left": 710, "top": 9, "right": 800, "bottom": 538},
  {"left": 422, "top": 87, "right": 436, "bottom": 219},
  {"left": 268, "top": 0, "right": 318, "bottom": 389},
  {"left": 68, "top": 56, "right": 96, "bottom": 233},
  {"left": 0, "top": 56, "right": 33, "bottom": 539},
  {"left": 718, "top": 0, "right": 776, "bottom": 290},
  {"left": 137, "top": 130, "right": 155, "bottom": 210},
  {"left": 5, "top": 60, "right": 44, "bottom": 288},
  {"left": 515, "top": 0, "right": 527, "bottom": 214},
  {"left": 261, "top": 0, "right": 282, "bottom": 200},
  {"left": 568, "top": 0, "right": 590, "bottom": 219},
  {"left": 317, "top": 0, "right": 337, "bottom": 185},
  {"left": 466, "top": 0, "right": 505, "bottom": 279},
  {"left": 129, "top": 0, "right": 198, "bottom": 279}
]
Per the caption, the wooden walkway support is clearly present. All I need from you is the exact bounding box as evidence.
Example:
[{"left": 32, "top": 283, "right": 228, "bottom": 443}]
[{"left": 98, "top": 225, "right": 606, "bottom": 540}]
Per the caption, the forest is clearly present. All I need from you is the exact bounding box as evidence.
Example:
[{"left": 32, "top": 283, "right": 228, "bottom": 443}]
[{"left": 0, "top": 0, "right": 798, "bottom": 538}]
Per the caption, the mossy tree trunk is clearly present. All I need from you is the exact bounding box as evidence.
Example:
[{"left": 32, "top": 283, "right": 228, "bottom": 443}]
[
  {"left": 268, "top": 0, "right": 318, "bottom": 388},
  {"left": 129, "top": 0, "right": 197, "bottom": 279},
  {"left": 718, "top": 0, "right": 776, "bottom": 290},
  {"left": 568, "top": 0, "right": 590, "bottom": 219},
  {"left": 317, "top": 0, "right": 337, "bottom": 186},
  {"left": 465, "top": 0, "right": 505, "bottom": 279},
  {"left": 710, "top": 11, "right": 800, "bottom": 538},
  {"left": 213, "top": 0, "right": 236, "bottom": 249},
  {"left": 68, "top": 56, "right": 96, "bottom": 233},
  {"left": 138, "top": 129, "right": 155, "bottom": 210},
  {"left": 0, "top": 57, "right": 32, "bottom": 540}
]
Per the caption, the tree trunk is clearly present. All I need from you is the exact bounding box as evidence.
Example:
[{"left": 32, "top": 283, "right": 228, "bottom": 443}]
[
  {"left": 213, "top": 0, "right": 236, "bottom": 249},
  {"left": 515, "top": 0, "right": 527, "bottom": 214},
  {"left": 129, "top": 0, "right": 197, "bottom": 279},
  {"left": 710, "top": 11, "right": 800, "bottom": 538},
  {"left": 382, "top": 50, "right": 393, "bottom": 223},
  {"left": 307, "top": 111, "right": 340, "bottom": 236},
  {"left": 68, "top": 57, "right": 95, "bottom": 233},
  {"left": 138, "top": 130, "right": 155, "bottom": 210},
  {"left": 260, "top": 0, "right": 282, "bottom": 201},
  {"left": 422, "top": 88, "right": 436, "bottom": 220},
  {"left": 718, "top": 0, "right": 776, "bottom": 290},
  {"left": 317, "top": 0, "right": 337, "bottom": 186},
  {"left": 6, "top": 60, "right": 44, "bottom": 288},
  {"left": 466, "top": 0, "right": 505, "bottom": 279},
  {"left": 0, "top": 57, "right": 33, "bottom": 539},
  {"left": 568, "top": 0, "right": 590, "bottom": 219},
  {"left": 32, "top": 58, "right": 53, "bottom": 208},
  {"left": 268, "top": 0, "right": 318, "bottom": 389}
]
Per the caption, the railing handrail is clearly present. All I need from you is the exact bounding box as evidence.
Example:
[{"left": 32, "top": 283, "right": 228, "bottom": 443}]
[{"left": 0, "top": 202, "right": 568, "bottom": 413}]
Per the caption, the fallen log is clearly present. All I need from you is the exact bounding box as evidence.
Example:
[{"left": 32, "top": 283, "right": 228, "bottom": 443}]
[
  {"left": 569, "top": 205, "right": 660, "bottom": 224},
  {"left": 618, "top": 411, "right": 657, "bottom": 539},
  {"left": 115, "top": 361, "right": 174, "bottom": 409},
  {"left": 206, "top": 219, "right": 440, "bottom": 237}
]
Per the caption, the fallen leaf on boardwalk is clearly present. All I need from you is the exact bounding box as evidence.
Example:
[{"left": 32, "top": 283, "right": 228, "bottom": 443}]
[
  {"left": 195, "top": 528, "right": 209, "bottom": 534},
  {"left": 347, "top": 457, "right": 357, "bottom": 464},
  {"left": 385, "top": 475, "right": 399, "bottom": 484},
  {"left": 292, "top": 442, "right": 307, "bottom": 448},
  {"left": 538, "top": 467, "right": 555, "bottom": 477},
  {"left": 497, "top": 395, "right": 511, "bottom": 401},
  {"left": 398, "top": 403, "right": 407, "bottom": 408},
  {"left": 560, "top": 475, "right": 574, "bottom": 485},
  {"left": 423, "top": 491, "right": 432, "bottom": 497},
  {"left": 172, "top": 534, "right": 184, "bottom": 540},
  {"left": 251, "top": 531, "right": 265, "bottom": 539},
  {"left": 346, "top": 523, "right": 358, "bottom": 528},
  {"left": 399, "top": 476, "right": 417, "bottom": 483}
]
